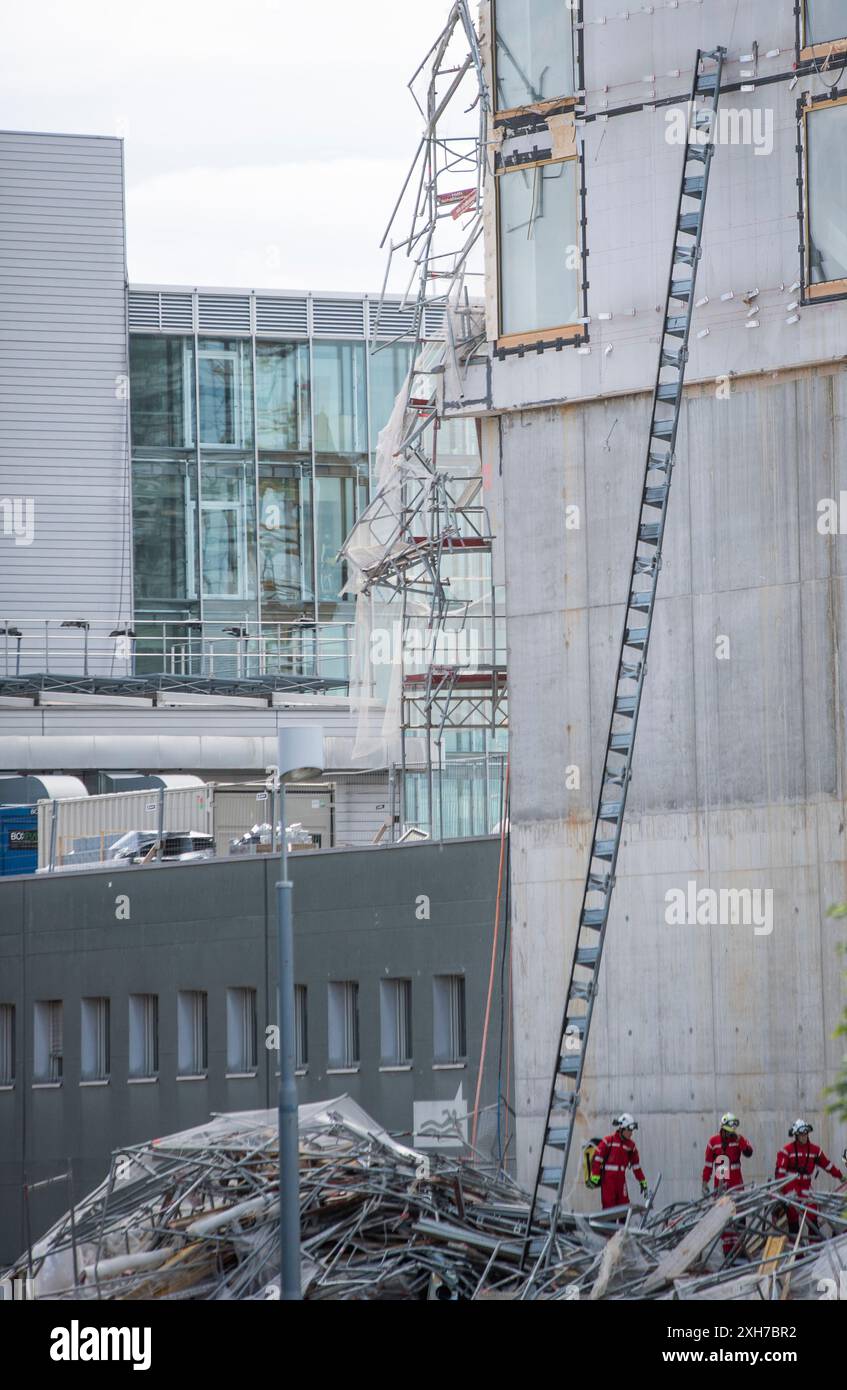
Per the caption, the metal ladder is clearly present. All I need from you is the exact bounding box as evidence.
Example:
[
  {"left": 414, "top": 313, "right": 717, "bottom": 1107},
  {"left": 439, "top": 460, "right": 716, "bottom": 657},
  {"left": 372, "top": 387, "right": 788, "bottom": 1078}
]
[{"left": 526, "top": 46, "right": 727, "bottom": 1241}]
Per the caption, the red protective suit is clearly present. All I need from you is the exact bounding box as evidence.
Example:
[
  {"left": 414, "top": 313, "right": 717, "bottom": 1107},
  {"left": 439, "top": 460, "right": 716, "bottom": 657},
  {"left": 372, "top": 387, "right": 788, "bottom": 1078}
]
[
  {"left": 775, "top": 1140, "right": 844, "bottom": 1237},
  {"left": 590, "top": 1131, "right": 646, "bottom": 1208},
  {"left": 702, "top": 1131, "right": 753, "bottom": 1191}
]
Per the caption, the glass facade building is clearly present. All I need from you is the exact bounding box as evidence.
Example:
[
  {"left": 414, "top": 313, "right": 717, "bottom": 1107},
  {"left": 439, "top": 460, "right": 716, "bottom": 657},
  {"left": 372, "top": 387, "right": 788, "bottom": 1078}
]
[{"left": 127, "top": 289, "right": 471, "bottom": 678}]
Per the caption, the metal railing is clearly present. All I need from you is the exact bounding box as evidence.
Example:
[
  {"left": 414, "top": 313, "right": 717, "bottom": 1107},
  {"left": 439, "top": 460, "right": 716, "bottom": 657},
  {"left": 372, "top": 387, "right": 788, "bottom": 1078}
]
[{"left": 0, "top": 616, "right": 357, "bottom": 684}]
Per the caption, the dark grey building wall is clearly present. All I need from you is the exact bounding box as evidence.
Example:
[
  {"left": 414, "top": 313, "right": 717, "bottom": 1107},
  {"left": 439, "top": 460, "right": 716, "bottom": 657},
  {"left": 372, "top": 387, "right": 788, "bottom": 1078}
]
[
  {"left": 0, "top": 130, "right": 131, "bottom": 644},
  {"left": 0, "top": 836, "right": 508, "bottom": 1265}
]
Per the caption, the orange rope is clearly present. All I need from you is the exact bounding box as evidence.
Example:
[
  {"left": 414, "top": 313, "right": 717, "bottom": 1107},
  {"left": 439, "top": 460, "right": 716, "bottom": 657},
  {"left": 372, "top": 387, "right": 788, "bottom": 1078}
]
[{"left": 470, "top": 755, "right": 510, "bottom": 1151}]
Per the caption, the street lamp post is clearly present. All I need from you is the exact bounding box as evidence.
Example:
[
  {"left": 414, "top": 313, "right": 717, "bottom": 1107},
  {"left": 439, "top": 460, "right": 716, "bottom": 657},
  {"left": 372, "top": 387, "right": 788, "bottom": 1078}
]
[{"left": 276, "top": 726, "right": 324, "bottom": 1301}]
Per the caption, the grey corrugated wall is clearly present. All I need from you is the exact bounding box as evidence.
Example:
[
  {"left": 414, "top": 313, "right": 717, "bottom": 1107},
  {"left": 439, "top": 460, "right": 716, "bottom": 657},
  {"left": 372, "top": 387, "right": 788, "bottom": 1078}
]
[{"left": 0, "top": 131, "right": 131, "bottom": 661}]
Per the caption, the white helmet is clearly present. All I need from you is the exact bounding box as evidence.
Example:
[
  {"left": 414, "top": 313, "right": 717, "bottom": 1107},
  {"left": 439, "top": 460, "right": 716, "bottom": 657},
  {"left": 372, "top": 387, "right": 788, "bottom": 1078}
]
[
  {"left": 613, "top": 1112, "right": 638, "bottom": 1131},
  {"left": 789, "top": 1119, "right": 813, "bottom": 1137},
  {"left": 720, "top": 1113, "right": 740, "bottom": 1132}
]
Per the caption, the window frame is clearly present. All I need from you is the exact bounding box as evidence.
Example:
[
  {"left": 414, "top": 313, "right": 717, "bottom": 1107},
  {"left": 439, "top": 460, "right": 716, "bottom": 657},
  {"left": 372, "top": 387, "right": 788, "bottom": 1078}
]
[
  {"left": 295, "top": 984, "right": 308, "bottom": 1071},
  {"left": 226, "top": 986, "right": 258, "bottom": 1075},
  {"left": 80, "top": 997, "right": 111, "bottom": 1083},
  {"left": 491, "top": 0, "right": 580, "bottom": 119},
  {"left": 33, "top": 1000, "right": 63, "bottom": 1084},
  {"left": 327, "top": 980, "right": 360, "bottom": 1070},
  {"left": 128, "top": 994, "right": 159, "bottom": 1080},
  {"left": 379, "top": 978, "right": 413, "bottom": 1066},
  {"left": 495, "top": 146, "right": 584, "bottom": 347},
  {"left": 801, "top": 91, "right": 847, "bottom": 303},
  {"left": 433, "top": 974, "right": 467, "bottom": 1065},
  {"left": 799, "top": 0, "right": 847, "bottom": 62},
  {"left": 177, "top": 989, "right": 209, "bottom": 1078},
  {"left": 0, "top": 1003, "right": 15, "bottom": 1086}
]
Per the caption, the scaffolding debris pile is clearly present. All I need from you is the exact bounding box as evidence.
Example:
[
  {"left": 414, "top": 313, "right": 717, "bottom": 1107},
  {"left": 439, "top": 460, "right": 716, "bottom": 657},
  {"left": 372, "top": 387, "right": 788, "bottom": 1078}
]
[{"left": 7, "top": 1102, "right": 846, "bottom": 1300}]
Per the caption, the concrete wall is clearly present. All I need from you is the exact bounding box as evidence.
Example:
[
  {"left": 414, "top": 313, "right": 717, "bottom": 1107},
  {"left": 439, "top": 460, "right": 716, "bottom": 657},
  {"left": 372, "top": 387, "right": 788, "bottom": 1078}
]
[
  {"left": 0, "top": 131, "right": 131, "bottom": 646},
  {"left": 501, "top": 369, "right": 847, "bottom": 1203},
  {"left": 0, "top": 835, "right": 507, "bottom": 1264}
]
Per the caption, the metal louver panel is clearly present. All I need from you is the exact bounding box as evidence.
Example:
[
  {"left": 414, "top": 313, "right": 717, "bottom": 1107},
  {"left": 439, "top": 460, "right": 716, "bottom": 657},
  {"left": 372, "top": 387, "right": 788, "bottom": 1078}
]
[
  {"left": 197, "top": 294, "right": 251, "bottom": 333},
  {"left": 312, "top": 298, "right": 365, "bottom": 337},
  {"left": 369, "top": 300, "right": 419, "bottom": 340},
  {"left": 160, "top": 293, "right": 194, "bottom": 331},
  {"left": 128, "top": 291, "right": 160, "bottom": 330},
  {"left": 424, "top": 305, "right": 447, "bottom": 338},
  {"left": 255, "top": 296, "right": 308, "bottom": 335}
]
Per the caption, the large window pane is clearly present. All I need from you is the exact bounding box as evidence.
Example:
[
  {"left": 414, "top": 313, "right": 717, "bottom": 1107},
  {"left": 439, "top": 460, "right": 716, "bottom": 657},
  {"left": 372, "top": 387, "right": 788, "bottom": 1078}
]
[
  {"left": 806, "top": 0, "right": 847, "bottom": 44},
  {"left": 200, "top": 457, "right": 256, "bottom": 599},
  {"left": 499, "top": 160, "right": 579, "bottom": 335},
  {"left": 808, "top": 104, "right": 847, "bottom": 285},
  {"left": 494, "top": 0, "right": 574, "bottom": 111},
  {"left": 368, "top": 343, "right": 413, "bottom": 452},
  {"left": 130, "top": 335, "right": 194, "bottom": 448},
  {"left": 198, "top": 338, "right": 254, "bottom": 447},
  {"left": 133, "top": 457, "right": 199, "bottom": 604},
  {"left": 259, "top": 461, "right": 314, "bottom": 611},
  {"left": 315, "top": 462, "right": 362, "bottom": 606},
  {"left": 313, "top": 341, "right": 367, "bottom": 453},
  {"left": 256, "top": 342, "right": 310, "bottom": 451}
]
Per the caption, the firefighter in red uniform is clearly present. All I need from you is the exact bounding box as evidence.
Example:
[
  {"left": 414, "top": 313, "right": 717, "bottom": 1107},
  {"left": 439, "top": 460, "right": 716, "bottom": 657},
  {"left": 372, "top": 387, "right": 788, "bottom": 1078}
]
[
  {"left": 702, "top": 1113, "right": 753, "bottom": 1195},
  {"left": 588, "top": 1113, "right": 648, "bottom": 1209},
  {"left": 702, "top": 1112, "right": 754, "bottom": 1260},
  {"left": 775, "top": 1120, "right": 844, "bottom": 1239}
]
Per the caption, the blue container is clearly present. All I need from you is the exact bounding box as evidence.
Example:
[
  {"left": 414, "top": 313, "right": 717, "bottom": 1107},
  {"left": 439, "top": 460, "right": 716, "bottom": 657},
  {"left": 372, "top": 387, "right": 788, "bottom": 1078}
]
[{"left": 0, "top": 804, "right": 38, "bottom": 875}]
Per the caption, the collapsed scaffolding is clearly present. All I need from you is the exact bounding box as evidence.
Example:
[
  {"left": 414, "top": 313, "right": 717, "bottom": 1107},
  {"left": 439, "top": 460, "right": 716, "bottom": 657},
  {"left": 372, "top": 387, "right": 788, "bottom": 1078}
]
[{"left": 340, "top": 1, "right": 507, "bottom": 840}]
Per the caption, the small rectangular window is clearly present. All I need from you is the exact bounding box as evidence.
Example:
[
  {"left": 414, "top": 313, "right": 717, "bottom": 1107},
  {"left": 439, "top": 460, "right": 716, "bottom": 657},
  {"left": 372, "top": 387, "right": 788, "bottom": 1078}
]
[
  {"left": 81, "top": 998, "right": 110, "bottom": 1081},
  {"left": 433, "top": 975, "right": 467, "bottom": 1063},
  {"left": 295, "top": 984, "right": 308, "bottom": 1069},
  {"left": 0, "top": 1004, "right": 15, "bottom": 1084},
  {"left": 129, "top": 994, "right": 159, "bottom": 1078},
  {"left": 226, "top": 987, "right": 257, "bottom": 1073},
  {"left": 498, "top": 159, "right": 580, "bottom": 338},
  {"left": 380, "top": 979, "right": 413, "bottom": 1065},
  {"left": 327, "top": 981, "right": 359, "bottom": 1068},
  {"left": 33, "top": 1000, "right": 63, "bottom": 1083},
  {"left": 177, "top": 990, "right": 208, "bottom": 1076},
  {"left": 494, "top": 0, "right": 575, "bottom": 112},
  {"left": 805, "top": 99, "right": 847, "bottom": 297},
  {"left": 802, "top": 0, "right": 847, "bottom": 56}
]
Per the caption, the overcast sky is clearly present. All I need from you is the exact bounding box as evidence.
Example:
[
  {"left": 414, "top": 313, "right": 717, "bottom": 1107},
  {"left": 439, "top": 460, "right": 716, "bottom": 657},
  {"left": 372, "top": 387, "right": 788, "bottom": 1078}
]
[{"left": 3, "top": 0, "right": 456, "bottom": 292}]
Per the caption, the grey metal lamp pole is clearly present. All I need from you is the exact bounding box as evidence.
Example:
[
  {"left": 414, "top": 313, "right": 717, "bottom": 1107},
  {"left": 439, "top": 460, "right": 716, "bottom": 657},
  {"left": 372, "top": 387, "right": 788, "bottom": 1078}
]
[{"left": 276, "top": 726, "right": 324, "bottom": 1301}]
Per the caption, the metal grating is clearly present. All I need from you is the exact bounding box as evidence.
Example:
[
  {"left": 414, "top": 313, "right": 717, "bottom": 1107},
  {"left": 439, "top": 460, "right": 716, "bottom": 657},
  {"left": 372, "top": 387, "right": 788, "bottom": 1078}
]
[
  {"left": 128, "top": 292, "right": 161, "bottom": 330},
  {"left": 160, "top": 293, "right": 194, "bottom": 331},
  {"left": 369, "top": 300, "right": 419, "bottom": 340},
  {"left": 312, "top": 298, "right": 365, "bottom": 337},
  {"left": 197, "top": 294, "right": 251, "bottom": 333},
  {"left": 255, "top": 296, "right": 308, "bottom": 335}
]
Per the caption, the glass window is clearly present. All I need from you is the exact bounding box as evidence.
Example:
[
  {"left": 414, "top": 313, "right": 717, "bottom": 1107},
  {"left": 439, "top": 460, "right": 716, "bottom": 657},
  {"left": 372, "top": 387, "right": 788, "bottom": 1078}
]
[
  {"left": 805, "top": 0, "right": 847, "bottom": 44},
  {"left": 807, "top": 103, "right": 847, "bottom": 287},
  {"left": 177, "top": 990, "right": 207, "bottom": 1076},
  {"left": 198, "top": 338, "right": 254, "bottom": 448},
  {"left": 315, "top": 462, "right": 362, "bottom": 606},
  {"left": 499, "top": 160, "right": 580, "bottom": 335},
  {"left": 129, "top": 995, "right": 158, "bottom": 1078},
  {"left": 226, "top": 988, "right": 257, "bottom": 1072},
  {"left": 368, "top": 342, "right": 414, "bottom": 452},
  {"left": 80, "top": 997, "right": 110, "bottom": 1081},
  {"left": 259, "top": 461, "right": 314, "bottom": 612},
  {"left": 256, "top": 341, "right": 311, "bottom": 451},
  {"left": 327, "top": 981, "right": 359, "bottom": 1068},
  {"left": 380, "top": 980, "right": 412, "bottom": 1065},
  {"left": 130, "top": 335, "right": 194, "bottom": 448},
  {"left": 132, "top": 458, "right": 199, "bottom": 605},
  {"left": 494, "top": 0, "right": 574, "bottom": 111},
  {"left": 33, "top": 1000, "right": 63, "bottom": 1083},
  {"left": 433, "top": 975, "right": 467, "bottom": 1063},
  {"left": 295, "top": 985, "right": 308, "bottom": 1069},
  {"left": 200, "top": 457, "right": 257, "bottom": 599},
  {"left": 0, "top": 1004, "right": 15, "bottom": 1085},
  {"left": 313, "top": 341, "right": 367, "bottom": 453}
]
